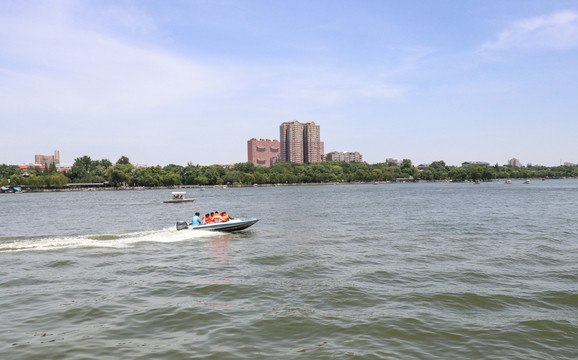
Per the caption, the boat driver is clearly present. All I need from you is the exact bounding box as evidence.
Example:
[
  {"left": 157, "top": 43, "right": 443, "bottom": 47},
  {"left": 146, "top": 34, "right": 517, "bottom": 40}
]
[{"left": 192, "top": 212, "right": 201, "bottom": 226}]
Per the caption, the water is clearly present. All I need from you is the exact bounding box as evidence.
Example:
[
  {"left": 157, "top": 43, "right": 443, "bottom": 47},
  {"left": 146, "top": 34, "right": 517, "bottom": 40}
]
[{"left": 1, "top": 181, "right": 577, "bottom": 359}]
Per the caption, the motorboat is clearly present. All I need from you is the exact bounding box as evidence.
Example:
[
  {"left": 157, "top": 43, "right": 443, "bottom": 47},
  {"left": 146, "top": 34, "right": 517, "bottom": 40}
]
[
  {"left": 176, "top": 218, "right": 259, "bottom": 232},
  {"left": 163, "top": 191, "right": 195, "bottom": 203},
  {"left": 1, "top": 186, "right": 23, "bottom": 193}
]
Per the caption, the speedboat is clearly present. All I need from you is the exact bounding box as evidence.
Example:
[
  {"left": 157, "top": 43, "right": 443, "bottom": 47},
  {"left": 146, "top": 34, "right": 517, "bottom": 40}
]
[
  {"left": 163, "top": 191, "right": 195, "bottom": 203},
  {"left": 176, "top": 218, "right": 259, "bottom": 232}
]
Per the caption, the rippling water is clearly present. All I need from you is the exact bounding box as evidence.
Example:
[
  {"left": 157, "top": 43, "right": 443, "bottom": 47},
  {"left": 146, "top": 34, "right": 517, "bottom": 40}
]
[{"left": 1, "top": 181, "right": 577, "bottom": 359}]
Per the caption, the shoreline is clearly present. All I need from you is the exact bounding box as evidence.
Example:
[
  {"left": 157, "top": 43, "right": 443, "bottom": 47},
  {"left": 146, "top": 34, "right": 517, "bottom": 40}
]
[{"left": 4, "top": 177, "right": 576, "bottom": 193}]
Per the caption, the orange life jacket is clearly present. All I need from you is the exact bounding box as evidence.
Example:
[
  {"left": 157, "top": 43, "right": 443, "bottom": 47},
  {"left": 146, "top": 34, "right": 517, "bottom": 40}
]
[
  {"left": 221, "top": 213, "right": 230, "bottom": 221},
  {"left": 212, "top": 213, "right": 222, "bottom": 222}
]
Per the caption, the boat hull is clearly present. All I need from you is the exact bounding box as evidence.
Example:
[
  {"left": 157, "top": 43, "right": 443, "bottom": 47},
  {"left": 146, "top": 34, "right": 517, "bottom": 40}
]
[
  {"left": 177, "top": 218, "right": 259, "bottom": 232},
  {"left": 163, "top": 199, "right": 195, "bottom": 203}
]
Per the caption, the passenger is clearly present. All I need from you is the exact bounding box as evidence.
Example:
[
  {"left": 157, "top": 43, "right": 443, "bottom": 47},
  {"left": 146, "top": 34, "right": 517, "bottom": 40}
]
[
  {"left": 221, "top": 212, "right": 230, "bottom": 222},
  {"left": 192, "top": 212, "right": 201, "bottom": 226},
  {"left": 201, "top": 213, "right": 210, "bottom": 224},
  {"left": 209, "top": 212, "right": 215, "bottom": 223},
  {"left": 213, "top": 211, "right": 222, "bottom": 223}
]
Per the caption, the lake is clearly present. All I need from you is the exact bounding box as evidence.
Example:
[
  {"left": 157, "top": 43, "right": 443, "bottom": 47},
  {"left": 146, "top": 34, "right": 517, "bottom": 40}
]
[{"left": 1, "top": 180, "right": 577, "bottom": 359}]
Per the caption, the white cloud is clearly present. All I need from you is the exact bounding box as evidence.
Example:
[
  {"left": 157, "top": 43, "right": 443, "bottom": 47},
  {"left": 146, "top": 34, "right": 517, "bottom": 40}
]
[
  {"left": 0, "top": 2, "right": 231, "bottom": 120},
  {"left": 482, "top": 10, "right": 578, "bottom": 50}
]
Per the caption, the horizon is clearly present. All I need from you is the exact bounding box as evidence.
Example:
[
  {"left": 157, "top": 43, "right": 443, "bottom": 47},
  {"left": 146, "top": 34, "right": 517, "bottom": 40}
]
[{"left": 1, "top": 1, "right": 577, "bottom": 167}]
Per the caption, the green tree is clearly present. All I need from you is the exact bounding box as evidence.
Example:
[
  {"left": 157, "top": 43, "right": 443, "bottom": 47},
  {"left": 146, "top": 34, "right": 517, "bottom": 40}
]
[
  {"left": 0, "top": 164, "right": 22, "bottom": 178},
  {"left": 10, "top": 174, "right": 26, "bottom": 186},
  {"left": 116, "top": 156, "right": 131, "bottom": 165},
  {"left": 47, "top": 173, "right": 70, "bottom": 188},
  {"left": 164, "top": 164, "right": 185, "bottom": 177},
  {"left": 200, "top": 166, "right": 225, "bottom": 185},
  {"left": 233, "top": 162, "right": 256, "bottom": 173},
  {"left": 106, "top": 163, "right": 134, "bottom": 187},
  {"left": 400, "top": 159, "right": 418, "bottom": 178},
  {"left": 69, "top": 156, "right": 93, "bottom": 182}
]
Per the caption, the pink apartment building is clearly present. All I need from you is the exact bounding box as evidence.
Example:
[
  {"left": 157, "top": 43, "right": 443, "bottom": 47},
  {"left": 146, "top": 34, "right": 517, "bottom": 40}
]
[{"left": 247, "top": 138, "right": 280, "bottom": 167}]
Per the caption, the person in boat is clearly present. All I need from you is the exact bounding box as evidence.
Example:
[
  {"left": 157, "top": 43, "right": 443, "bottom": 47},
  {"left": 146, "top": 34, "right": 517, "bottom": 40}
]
[
  {"left": 192, "top": 212, "right": 201, "bottom": 226},
  {"left": 212, "top": 211, "right": 222, "bottom": 223},
  {"left": 201, "top": 213, "right": 210, "bottom": 224},
  {"left": 221, "top": 212, "right": 230, "bottom": 222}
]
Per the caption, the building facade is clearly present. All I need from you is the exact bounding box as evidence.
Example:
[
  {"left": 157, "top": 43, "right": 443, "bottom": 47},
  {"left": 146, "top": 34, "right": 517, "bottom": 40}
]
[
  {"left": 325, "top": 151, "right": 363, "bottom": 162},
  {"left": 280, "top": 120, "right": 322, "bottom": 163},
  {"left": 35, "top": 150, "right": 60, "bottom": 166},
  {"left": 247, "top": 138, "right": 280, "bottom": 167},
  {"left": 508, "top": 158, "right": 521, "bottom": 167}
]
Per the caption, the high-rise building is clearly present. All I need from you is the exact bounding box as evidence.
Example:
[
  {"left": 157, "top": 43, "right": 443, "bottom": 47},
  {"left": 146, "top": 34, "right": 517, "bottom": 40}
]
[
  {"left": 35, "top": 150, "right": 60, "bottom": 166},
  {"left": 508, "top": 158, "right": 521, "bottom": 167},
  {"left": 247, "top": 138, "right": 280, "bottom": 167},
  {"left": 280, "top": 120, "right": 321, "bottom": 163}
]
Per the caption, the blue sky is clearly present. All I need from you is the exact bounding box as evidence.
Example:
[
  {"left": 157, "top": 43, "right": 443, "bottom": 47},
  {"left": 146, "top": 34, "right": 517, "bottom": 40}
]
[{"left": 1, "top": 0, "right": 577, "bottom": 166}]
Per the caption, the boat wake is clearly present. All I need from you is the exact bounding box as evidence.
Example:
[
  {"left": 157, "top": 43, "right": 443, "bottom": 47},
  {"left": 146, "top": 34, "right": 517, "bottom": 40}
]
[{"left": 0, "top": 227, "right": 221, "bottom": 252}]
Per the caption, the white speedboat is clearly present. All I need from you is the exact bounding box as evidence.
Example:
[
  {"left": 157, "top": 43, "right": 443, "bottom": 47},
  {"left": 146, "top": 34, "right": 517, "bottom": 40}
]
[
  {"left": 176, "top": 218, "right": 259, "bottom": 232},
  {"left": 163, "top": 191, "right": 195, "bottom": 203}
]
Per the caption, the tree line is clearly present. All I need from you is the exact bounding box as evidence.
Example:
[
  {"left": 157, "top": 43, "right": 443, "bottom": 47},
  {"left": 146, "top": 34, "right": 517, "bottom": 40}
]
[{"left": 1, "top": 156, "right": 577, "bottom": 190}]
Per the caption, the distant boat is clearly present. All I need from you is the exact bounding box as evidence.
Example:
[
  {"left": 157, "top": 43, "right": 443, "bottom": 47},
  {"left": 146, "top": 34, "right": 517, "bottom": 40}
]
[
  {"left": 523, "top": 180, "right": 530, "bottom": 184},
  {"left": 163, "top": 191, "right": 195, "bottom": 203},
  {"left": 0, "top": 186, "right": 23, "bottom": 193},
  {"left": 505, "top": 180, "right": 512, "bottom": 184}
]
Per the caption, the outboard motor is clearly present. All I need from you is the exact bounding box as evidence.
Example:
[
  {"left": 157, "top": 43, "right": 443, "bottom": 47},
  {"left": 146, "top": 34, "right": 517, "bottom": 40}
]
[{"left": 176, "top": 221, "right": 189, "bottom": 231}]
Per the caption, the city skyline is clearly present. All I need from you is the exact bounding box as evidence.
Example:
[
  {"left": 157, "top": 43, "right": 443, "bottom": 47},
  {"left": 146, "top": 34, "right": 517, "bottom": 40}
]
[
  {"left": 1, "top": 1, "right": 577, "bottom": 167},
  {"left": 9, "top": 148, "right": 573, "bottom": 169}
]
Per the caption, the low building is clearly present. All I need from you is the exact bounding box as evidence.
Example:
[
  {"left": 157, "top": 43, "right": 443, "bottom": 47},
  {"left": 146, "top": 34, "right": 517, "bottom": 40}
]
[
  {"left": 35, "top": 150, "right": 60, "bottom": 166},
  {"left": 325, "top": 151, "right": 363, "bottom": 162},
  {"left": 462, "top": 161, "right": 490, "bottom": 167}
]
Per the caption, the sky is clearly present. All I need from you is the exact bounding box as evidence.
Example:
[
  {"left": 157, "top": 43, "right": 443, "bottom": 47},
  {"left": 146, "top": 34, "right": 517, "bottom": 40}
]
[{"left": 1, "top": 0, "right": 577, "bottom": 167}]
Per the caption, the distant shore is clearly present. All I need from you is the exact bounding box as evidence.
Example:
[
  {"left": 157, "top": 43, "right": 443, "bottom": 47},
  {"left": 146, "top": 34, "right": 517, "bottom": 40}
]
[{"left": 6, "top": 177, "right": 575, "bottom": 193}]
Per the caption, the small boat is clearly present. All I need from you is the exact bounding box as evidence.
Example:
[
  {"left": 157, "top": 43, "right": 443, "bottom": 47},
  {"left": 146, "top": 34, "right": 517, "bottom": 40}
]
[
  {"left": 176, "top": 218, "right": 259, "bottom": 232},
  {"left": 163, "top": 191, "right": 195, "bottom": 203},
  {"left": 523, "top": 180, "right": 530, "bottom": 184},
  {"left": 0, "top": 186, "right": 23, "bottom": 193},
  {"left": 505, "top": 180, "right": 512, "bottom": 184}
]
